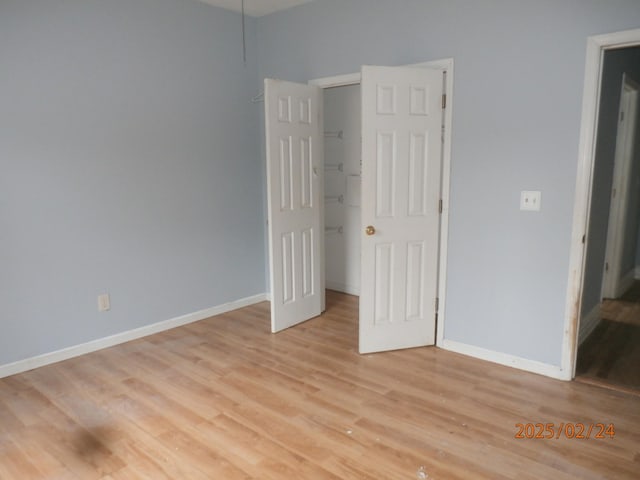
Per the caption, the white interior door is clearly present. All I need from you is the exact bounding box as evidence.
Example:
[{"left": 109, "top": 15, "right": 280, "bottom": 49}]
[
  {"left": 265, "top": 79, "right": 324, "bottom": 333},
  {"left": 359, "top": 65, "right": 444, "bottom": 354}
]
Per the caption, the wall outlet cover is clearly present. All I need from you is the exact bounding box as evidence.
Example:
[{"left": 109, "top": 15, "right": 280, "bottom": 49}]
[{"left": 520, "top": 190, "right": 541, "bottom": 211}]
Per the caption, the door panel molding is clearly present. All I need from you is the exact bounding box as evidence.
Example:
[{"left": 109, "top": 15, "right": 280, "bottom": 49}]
[
  {"left": 359, "top": 65, "right": 444, "bottom": 353},
  {"left": 265, "top": 79, "right": 324, "bottom": 333},
  {"left": 309, "top": 58, "right": 454, "bottom": 349}
]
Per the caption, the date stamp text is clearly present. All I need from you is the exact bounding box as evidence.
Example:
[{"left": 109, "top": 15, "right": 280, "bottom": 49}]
[{"left": 515, "top": 423, "right": 615, "bottom": 439}]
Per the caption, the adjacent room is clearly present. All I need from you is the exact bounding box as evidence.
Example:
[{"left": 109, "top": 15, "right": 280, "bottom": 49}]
[
  {"left": 576, "top": 45, "right": 640, "bottom": 393},
  {"left": 1, "top": 0, "right": 639, "bottom": 478}
]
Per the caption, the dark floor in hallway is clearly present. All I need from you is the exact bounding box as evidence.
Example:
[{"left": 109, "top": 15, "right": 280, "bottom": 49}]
[
  {"left": 576, "top": 319, "right": 640, "bottom": 391},
  {"left": 577, "top": 280, "right": 640, "bottom": 392}
]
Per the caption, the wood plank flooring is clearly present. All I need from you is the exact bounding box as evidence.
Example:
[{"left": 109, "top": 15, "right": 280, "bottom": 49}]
[
  {"left": 576, "top": 319, "right": 640, "bottom": 391},
  {"left": 619, "top": 280, "right": 640, "bottom": 302},
  {"left": 601, "top": 281, "right": 640, "bottom": 328},
  {"left": 578, "top": 280, "right": 640, "bottom": 391},
  {"left": 1, "top": 290, "right": 639, "bottom": 479},
  {"left": 601, "top": 300, "right": 640, "bottom": 327}
]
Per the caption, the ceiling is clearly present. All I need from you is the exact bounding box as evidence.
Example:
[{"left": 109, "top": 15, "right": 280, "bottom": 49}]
[{"left": 196, "top": 0, "right": 313, "bottom": 17}]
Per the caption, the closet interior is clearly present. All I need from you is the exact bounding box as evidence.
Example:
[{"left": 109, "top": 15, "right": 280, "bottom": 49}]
[{"left": 323, "top": 84, "right": 361, "bottom": 296}]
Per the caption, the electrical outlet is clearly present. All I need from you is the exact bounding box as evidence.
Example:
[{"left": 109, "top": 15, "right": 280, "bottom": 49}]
[
  {"left": 520, "top": 191, "right": 541, "bottom": 211},
  {"left": 98, "top": 293, "right": 110, "bottom": 312}
]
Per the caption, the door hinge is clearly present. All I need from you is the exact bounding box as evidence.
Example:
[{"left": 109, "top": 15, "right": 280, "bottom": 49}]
[
  {"left": 605, "top": 262, "right": 609, "bottom": 272},
  {"left": 581, "top": 234, "right": 586, "bottom": 244},
  {"left": 435, "top": 297, "right": 439, "bottom": 312},
  {"left": 438, "top": 199, "right": 443, "bottom": 214},
  {"left": 442, "top": 94, "right": 447, "bottom": 109},
  {"left": 620, "top": 111, "right": 625, "bottom": 122}
]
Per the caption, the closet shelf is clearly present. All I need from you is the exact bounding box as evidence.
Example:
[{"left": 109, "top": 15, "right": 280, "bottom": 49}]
[
  {"left": 325, "top": 195, "right": 344, "bottom": 204},
  {"left": 325, "top": 163, "right": 343, "bottom": 172},
  {"left": 324, "top": 130, "right": 343, "bottom": 139}
]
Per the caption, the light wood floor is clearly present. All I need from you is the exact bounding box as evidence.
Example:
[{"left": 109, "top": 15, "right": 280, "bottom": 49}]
[{"left": 1, "top": 291, "right": 639, "bottom": 479}]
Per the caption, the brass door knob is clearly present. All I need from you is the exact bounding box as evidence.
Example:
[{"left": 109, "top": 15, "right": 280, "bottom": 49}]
[{"left": 365, "top": 225, "right": 376, "bottom": 236}]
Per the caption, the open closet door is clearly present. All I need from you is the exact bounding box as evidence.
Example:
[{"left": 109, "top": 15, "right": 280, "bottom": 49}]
[
  {"left": 265, "top": 79, "right": 324, "bottom": 333},
  {"left": 359, "top": 65, "right": 444, "bottom": 353}
]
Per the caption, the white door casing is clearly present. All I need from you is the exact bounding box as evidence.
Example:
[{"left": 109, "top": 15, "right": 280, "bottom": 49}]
[
  {"left": 564, "top": 29, "right": 640, "bottom": 380},
  {"left": 602, "top": 74, "right": 640, "bottom": 299},
  {"left": 359, "top": 65, "right": 444, "bottom": 354},
  {"left": 265, "top": 79, "right": 323, "bottom": 333}
]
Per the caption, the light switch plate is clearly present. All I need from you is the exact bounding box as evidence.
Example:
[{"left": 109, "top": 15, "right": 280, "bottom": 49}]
[
  {"left": 520, "top": 191, "right": 541, "bottom": 211},
  {"left": 98, "top": 293, "right": 111, "bottom": 312}
]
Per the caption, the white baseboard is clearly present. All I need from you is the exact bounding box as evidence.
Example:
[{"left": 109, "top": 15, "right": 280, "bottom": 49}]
[
  {"left": 439, "top": 338, "right": 568, "bottom": 380},
  {"left": 578, "top": 304, "right": 601, "bottom": 346},
  {"left": 0, "top": 293, "right": 268, "bottom": 379},
  {"left": 326, "top": 280, "right": 360, "bottom": 296}
]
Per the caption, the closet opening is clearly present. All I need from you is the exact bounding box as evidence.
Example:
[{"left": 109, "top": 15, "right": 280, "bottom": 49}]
[{"left": 323, "top": 84, "right": 362, "bottom": 297}]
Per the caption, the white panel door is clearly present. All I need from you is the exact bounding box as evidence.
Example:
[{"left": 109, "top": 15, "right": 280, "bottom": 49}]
[
  {"left": 265, "top": 79, "right": 324, "bottom": 333},
  {"left": 359, "top": 65, "right": 444, "bottom": 353}
]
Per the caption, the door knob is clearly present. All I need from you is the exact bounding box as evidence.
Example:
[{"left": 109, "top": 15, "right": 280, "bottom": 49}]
[{"left": 365, "top": 225, "right": 376, "bottom": 236}]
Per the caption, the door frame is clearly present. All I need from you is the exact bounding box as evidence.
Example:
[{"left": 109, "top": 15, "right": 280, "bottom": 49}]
[
  {"left": 309, "top": 57, "right": 454, "bottom": 348},
  {"left": 601, "top": 74, "right": 640, "bottom": 299},
  {"left": 564, "top": 28, "right": 640, "bottom": 380}
]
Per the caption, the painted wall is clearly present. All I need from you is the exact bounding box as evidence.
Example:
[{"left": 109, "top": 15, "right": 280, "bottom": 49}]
[
  {"left": 256, "top": 0, "right": 640, "bottom": 366},
  {"left": 581, "top": 46, "right": 640, "bottom": 321},
  {"left": 0, "top": 0, "right": 264, "bottom": 366},
  {"left": 324, "top": 85, "right": 361, "bottom": 295}
]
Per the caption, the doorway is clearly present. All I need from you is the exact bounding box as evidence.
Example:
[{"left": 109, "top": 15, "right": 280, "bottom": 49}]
[
  {"left": 572, "top": 43, "right": 640, "bottom": 392},
  {"left": 264, "top": 60, "right": 454, "bottom": 354},
  {"left": 601, "top": 73, "right": 640, "bottom": 300}
]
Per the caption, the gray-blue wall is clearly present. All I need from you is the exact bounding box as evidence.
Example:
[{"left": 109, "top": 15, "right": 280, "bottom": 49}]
[
  {"left": 3, "top": 0, "right": 640, "bottom": 371},
  {"left": 0, "top": 0, "right": 265, "bottom": 365},
  {"left": 581, "top": 46, "right": 640, "bottom": 317},
  {"left": 256, "top": 0, "right": 640, "bottom": 366}
]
